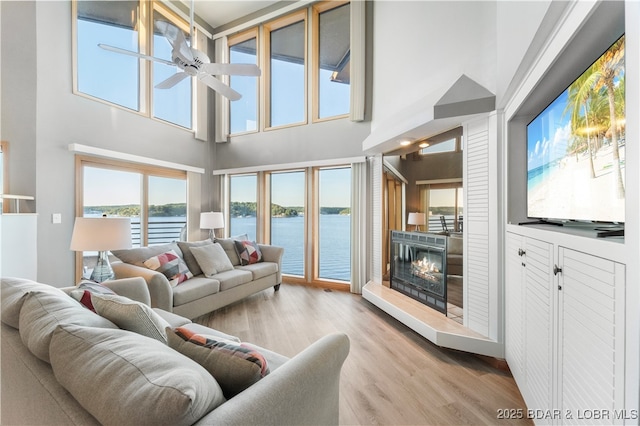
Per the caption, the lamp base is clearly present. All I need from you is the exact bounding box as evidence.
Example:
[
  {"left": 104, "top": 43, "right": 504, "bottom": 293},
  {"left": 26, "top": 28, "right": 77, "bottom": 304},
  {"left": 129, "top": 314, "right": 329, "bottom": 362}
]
[{"left": 90, "top": 251, "right": 115, "bottom": 283}]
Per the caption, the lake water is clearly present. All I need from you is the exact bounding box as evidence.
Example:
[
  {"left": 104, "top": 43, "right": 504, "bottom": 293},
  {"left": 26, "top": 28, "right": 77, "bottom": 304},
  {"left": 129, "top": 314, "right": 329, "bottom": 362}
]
[{"left": 231, "top": 215, "right": 351, "bottom": 282}]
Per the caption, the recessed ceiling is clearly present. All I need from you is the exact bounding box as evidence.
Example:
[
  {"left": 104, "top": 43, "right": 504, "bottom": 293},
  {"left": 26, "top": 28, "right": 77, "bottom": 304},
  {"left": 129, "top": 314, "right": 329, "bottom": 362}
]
[{"left": 185, "top": 0, "right": 281, "bottom": 29}]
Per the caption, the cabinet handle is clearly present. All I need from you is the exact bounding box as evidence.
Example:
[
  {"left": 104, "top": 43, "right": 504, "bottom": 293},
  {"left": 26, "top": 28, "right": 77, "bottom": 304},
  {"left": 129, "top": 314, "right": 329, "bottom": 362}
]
[
  {"left": 553, "top": 265, "right": 562, "bottom": 276},
  {"left": 518, "top": 248, "right": 526, "bottom": 257}
]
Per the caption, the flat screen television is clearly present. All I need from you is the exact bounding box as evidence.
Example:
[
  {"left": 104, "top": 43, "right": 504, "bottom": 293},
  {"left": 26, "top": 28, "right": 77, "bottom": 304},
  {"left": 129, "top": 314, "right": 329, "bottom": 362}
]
[{"left": 526, "top": 34, "right": 625, "bottom": 224}]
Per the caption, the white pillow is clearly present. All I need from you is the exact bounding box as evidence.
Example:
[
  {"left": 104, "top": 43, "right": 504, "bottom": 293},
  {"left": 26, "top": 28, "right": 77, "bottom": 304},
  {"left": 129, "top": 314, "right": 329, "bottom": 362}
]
[
  {"left": 91, "top": 293, "right": 171, "bottom": 344},
  {"left": 190, "top": 243, "right": 235, "bottom": 277}
]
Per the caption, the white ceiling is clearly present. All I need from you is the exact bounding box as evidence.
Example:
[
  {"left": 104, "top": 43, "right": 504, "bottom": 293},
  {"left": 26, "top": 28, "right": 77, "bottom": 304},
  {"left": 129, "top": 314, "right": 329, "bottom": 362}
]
[{"left": 185, "top": 0, "right": 281, "bottom": 29}]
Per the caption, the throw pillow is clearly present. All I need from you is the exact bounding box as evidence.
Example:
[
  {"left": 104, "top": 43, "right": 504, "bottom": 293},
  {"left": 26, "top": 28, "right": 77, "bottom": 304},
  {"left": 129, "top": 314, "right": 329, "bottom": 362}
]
[
  {"left": 189, "top": 243, "right": 235, "bottom": 277},
  {"left": 69, "top": 279, "right": 117, "bottom": 312},
  {"left": 234, "top": 240, "right": 263, "bottom": 265},
  {"left": 177, "top": 240, "right": 214, "bottom": 276},
  {"left": 143, "top": 250, "right": 193, "bottom": 287},
  {"left": 91, "top": 293, "right": 171, "bottom": 344},
  {"left": 50, "top": 324, "right": 225, "bottom": 426},
  {"left": 168, "top": 326, "right": 269, "bottom": 398}
]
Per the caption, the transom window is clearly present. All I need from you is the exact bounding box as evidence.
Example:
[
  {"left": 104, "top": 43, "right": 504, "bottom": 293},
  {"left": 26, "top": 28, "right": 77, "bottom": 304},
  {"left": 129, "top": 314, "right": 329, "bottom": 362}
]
[
  {"left": 227, "top": 1, "right": 351, "bottom": 135},
  {"left": 73, "top": 0, "right": 194, "bottom": 129}
]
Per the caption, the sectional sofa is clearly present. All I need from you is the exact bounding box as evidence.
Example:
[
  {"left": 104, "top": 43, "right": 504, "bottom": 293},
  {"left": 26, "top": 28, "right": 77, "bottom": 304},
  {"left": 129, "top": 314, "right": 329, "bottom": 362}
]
[
  {"left": 111, "top": 238, "right": 284, "bottom": 319},
  {"left": 0, "top": 276, "right": 350, "bottom": 425}
]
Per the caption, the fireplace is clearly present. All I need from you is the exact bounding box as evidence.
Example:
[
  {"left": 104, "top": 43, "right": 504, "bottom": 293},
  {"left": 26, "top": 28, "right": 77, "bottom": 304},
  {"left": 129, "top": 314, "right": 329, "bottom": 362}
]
[{"left": 389, "top": 231, "right": 448, "bottom": 314}]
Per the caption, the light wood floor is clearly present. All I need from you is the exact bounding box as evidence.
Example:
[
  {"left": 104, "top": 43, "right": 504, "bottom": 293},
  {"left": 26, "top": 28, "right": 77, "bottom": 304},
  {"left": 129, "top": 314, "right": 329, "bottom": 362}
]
[{"left": 195, "top": 283, "right": 532, "bottom": 425}]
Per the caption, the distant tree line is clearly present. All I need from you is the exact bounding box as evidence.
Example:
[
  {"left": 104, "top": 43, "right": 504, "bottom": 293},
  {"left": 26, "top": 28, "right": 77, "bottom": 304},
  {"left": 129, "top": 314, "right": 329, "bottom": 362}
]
[
  {"left": 231, "top": 202, "right": 349, "bottom": 217},
  {"left": 84, "top": 203, "right": 186, "bottom": 217}
]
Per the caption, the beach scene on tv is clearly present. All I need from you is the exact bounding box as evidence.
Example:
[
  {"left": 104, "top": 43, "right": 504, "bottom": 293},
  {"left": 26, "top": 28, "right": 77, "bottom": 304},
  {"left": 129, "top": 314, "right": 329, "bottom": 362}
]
[{"left": 527, "top": 35, "right": 625, "bottom": 224}]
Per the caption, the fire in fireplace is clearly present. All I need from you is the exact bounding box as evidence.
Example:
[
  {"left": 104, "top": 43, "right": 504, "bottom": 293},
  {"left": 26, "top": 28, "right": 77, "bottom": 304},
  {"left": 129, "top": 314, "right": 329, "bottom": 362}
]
[{"left": 389, "top": 231, "right": 448, "bottom": 314}]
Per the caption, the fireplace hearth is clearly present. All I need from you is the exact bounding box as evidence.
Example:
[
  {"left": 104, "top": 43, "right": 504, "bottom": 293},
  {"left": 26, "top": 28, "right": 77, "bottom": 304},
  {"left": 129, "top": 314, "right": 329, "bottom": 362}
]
[{"left": 390, "top": 231, "right": 448, "bottom": 314}]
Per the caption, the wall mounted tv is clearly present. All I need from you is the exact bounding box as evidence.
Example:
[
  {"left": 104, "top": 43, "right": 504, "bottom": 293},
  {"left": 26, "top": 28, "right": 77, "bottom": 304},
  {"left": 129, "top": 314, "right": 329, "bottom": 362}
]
[{"left": 526, "top": 34, "right": 625, "bottom": 225}]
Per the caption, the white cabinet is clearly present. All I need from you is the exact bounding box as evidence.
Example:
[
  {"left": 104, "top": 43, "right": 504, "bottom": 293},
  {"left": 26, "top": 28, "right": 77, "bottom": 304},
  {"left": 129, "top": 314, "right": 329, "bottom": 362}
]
[
  {"left": 506, "top": 230, "right": 626, "bottom": 425},
  {"left": 1, "top": 214, "right": 38, "bottom": 280}
]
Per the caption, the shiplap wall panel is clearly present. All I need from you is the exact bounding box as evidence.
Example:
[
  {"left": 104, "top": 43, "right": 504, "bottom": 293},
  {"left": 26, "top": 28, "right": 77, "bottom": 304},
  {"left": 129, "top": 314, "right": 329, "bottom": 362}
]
[
  {"left": 465, "top": 119, "right": 491, "bottom": 336},
  {"left": 370, "top": 155, "right": 383, "bottom": 284}
]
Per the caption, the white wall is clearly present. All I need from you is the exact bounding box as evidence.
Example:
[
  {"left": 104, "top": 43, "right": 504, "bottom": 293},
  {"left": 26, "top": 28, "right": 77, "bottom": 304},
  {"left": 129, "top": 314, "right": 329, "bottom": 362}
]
[{"left": 1, "top": 1, "right": 213, "bottom": 286}]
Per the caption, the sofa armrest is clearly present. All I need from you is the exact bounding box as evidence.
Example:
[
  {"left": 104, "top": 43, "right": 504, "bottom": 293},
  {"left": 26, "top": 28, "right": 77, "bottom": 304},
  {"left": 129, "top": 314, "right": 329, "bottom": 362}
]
[
  {"left": 195, "top": 332, "right": 350, "bottom": 425},
  {"left": 112, "top": 262, "right": 173, "bottom": 311},
  {"left": 258, "top": 245, "right": 284, "bottom": 284},
  {"left": 102, "top": 277, "right": 151, "bottom": 306}
]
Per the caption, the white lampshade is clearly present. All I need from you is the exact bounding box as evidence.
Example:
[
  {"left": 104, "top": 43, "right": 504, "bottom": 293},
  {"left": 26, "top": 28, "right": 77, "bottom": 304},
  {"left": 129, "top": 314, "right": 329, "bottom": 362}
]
[
  {"left": 407, "top": 212, "right": 426, "bottom": 226},
  {"left": 200, "top": 211, "right": 225, "bottom": 230},
  {"left": 70, "top": 217, "right": 132, "bottom": 251}
]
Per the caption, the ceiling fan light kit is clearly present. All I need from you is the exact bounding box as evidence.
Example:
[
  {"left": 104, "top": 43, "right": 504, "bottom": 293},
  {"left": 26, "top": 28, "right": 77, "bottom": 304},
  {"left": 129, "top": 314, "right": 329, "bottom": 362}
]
[{"left": 98, "top": 1, "right": 260, "bottom": 101}]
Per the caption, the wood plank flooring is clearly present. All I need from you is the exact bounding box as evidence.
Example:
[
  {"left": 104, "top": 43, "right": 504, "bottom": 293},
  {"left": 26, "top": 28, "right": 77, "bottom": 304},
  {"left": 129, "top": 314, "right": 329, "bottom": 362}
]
[{"left": 194, "top": 283, "right": 532, "bottom": 425}]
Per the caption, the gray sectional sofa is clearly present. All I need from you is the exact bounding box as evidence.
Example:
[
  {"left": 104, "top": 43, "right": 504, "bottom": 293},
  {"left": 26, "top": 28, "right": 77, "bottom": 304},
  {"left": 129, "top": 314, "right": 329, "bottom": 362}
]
[
  {"left": 0, "top": 276, "right": 350, "bottom": 425},
  {"left": 111, "top": 238, "right": 284, "bottom": 319}
]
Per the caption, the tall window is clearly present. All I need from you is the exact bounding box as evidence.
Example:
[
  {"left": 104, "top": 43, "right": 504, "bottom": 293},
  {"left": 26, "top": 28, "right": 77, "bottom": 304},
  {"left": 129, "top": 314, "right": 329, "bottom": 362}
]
[
  {"left": 265, "top": 11, "right": 307, "bottom": 128},
  {"left": 226, "top": 165, "right": 353, "bottom": 285},
  {"left": 314, "top": 2, "right": 351, "bottom": 120},
  {"left": 229, "top": 30, "right": 259, "bottom": 134},
  {"left": 152, "top": 6, "right": 192, "bottom": 128},
  {"left": 317, "top": 167, "right": 351, "bottom": 281},
  {"left": 74, "top": 0, "right": 193, "bottom": 129},
  {"left": 270, "top": 171, "right": 305, "bottom": 276},
  {"left": 76, "top": 1, "right": 140, "bottom": 111},
  {"left": 229, "top": 174, "right": 258, "bottom": 240}
]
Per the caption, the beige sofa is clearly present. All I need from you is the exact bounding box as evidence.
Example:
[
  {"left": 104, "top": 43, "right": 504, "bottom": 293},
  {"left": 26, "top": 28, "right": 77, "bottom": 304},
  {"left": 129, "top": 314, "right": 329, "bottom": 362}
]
[
  {"left": 1, "top": 277, "right": 349, "bottom": 426},
  {"left": 111, "top": 238, "right": 283, "bottom": 319}
]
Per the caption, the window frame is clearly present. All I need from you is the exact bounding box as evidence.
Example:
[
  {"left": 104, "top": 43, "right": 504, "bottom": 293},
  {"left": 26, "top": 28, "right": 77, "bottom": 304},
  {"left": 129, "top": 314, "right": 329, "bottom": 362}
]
[
  {"left": 74, "top": 155, "right": 188, "bottom": 281},
  {"left": 311, "top": 1, "right": 351, "bottom": 123},
  {"left": 72, "top": 0, "right": 196, "bottom": 131}
]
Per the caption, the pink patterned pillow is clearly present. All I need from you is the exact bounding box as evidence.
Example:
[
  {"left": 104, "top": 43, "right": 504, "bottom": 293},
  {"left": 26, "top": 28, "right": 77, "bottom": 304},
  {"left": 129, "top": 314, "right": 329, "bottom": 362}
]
[
  {"left": 143, "top": 250, "right": 193, "bottom": 286},
  {"left": 233, "top": 240, "right": 263, "bottom": 265}
]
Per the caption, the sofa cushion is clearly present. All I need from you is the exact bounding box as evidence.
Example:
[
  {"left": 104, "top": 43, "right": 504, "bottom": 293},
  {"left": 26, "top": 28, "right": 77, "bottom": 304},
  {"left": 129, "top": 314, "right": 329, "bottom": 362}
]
[
  {"left": 143, "top": 249, "right": 193, "bottom": 286},
  {"left": 190, "top": 243, "right": 235, "bottom": 277},
  {"left": 234, "top": 240, "right": 263, "bottom": 265},
  {"left": 177, "top": 239, "right": 214, "bottom": 276},
  {"left": 214, "top": 238, "right": 241, "bottom": 266},
  {"left": 19, "top": 291, "right": 118, "bottom": 363},
  {"left": 91, "top": 293, "right": 171, "bottom": 344},
  {"left": 50, "top": 324, "right": 225, "bottom": 426},
  {"left": 168, "top": 326, "right": 269, "bottom": 398},
  {"left": 112, "top": 242, "right": 183, "bottom": 267},
  {"left": 1, "top": 278, "right": 65, "bottom": 329},
  {"left": 237, "top": 262, "right": 279, "bottom": 281},
  {"left": 172, "top": 277, "right": 221, "bottom": 307},
  {"left": 215, "top": 269, "right": 254, "bottom": 292}
]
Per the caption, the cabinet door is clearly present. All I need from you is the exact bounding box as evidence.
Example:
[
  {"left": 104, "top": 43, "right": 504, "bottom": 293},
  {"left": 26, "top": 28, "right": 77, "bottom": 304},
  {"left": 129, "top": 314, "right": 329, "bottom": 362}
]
[
  {"left": 523, "top": 237, "right": 554, "bottom": 417},
  {"left": 558, "top": 248, "right": 625, "bottom": 423},
  {"left": 505, "top": 232, "right": 526, "bottom": 387}
]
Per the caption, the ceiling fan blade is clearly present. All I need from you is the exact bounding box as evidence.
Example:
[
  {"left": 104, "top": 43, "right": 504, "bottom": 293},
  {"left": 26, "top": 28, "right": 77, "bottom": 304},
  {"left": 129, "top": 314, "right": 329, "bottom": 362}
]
[
  {"left": 155, "top": 72, "right": 190, "bottom": 90},
  {"left": 198, "top": 74, "right": 242, "bottom": 101},
  {"left": 155, "top": 21, "right": 194, "bottom": 63},
  {"left": 200, "top": 63, "right": 261, "bottom": 76},
  {"left": 98, "top": 44, "right": 175, "bottom": 67}
]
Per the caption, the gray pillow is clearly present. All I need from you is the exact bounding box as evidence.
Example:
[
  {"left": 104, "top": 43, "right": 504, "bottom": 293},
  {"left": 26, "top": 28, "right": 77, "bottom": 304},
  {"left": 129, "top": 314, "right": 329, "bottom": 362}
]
[
  {"left": 190, "top": 243, "right": 235, "bottom": 277},
  {"left": 1, "top": 277, "right": 65, "bottom": 329},
  {"left": 91, "top": 293, "right": 171, "bottom": 344},
  {"left": 50, "top": 324, "right": 225, "bottom": 426},
  {"left": 177, "top": 239, "right": 214, "bottom": 276},
  {"left": 19, "top": 290, "right": 117, "bottom": 363},
  {"left": 214, "top": 238, "right": 241, "bottom": 266}
]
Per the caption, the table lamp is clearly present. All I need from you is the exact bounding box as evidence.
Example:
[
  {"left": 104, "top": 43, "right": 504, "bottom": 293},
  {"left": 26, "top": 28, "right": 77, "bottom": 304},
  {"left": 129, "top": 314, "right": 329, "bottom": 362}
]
[
  {"left": 70, "top": 217, "right": 131, "bottom": 282},
  {"left": 200, "top": 211, "right": 225, "bottom": 240},
  {"left": 408, "top": 212, "right": 426, "bottom": 231}
]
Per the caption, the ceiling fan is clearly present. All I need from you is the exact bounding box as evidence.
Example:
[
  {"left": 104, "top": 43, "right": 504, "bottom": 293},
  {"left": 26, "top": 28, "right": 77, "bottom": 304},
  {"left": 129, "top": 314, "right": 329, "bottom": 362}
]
[{"left": 98, "top": 1, "right": 260, "bottom": 101}]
